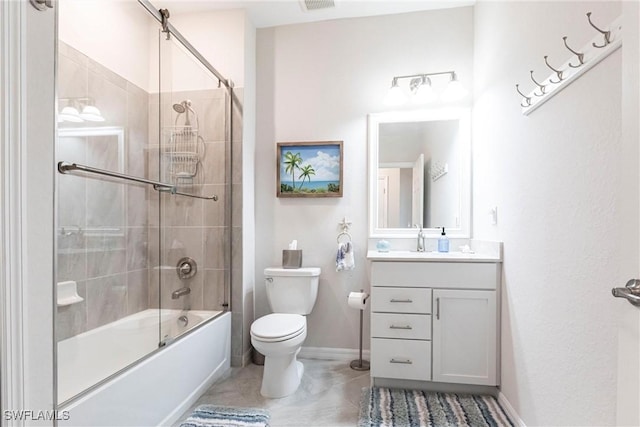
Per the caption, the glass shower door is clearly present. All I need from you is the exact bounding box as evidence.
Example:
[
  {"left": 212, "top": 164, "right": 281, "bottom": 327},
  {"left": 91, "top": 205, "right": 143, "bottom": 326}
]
[
  {"left": 55, "top": 0, "right": 162, "bottom": 404},
  {"left": 157, "top": 31, "right": 231, "bottom": 344}
]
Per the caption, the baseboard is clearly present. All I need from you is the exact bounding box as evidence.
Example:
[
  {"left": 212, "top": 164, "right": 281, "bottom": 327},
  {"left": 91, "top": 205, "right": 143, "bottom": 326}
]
[
  {"left": 498, "top": 392, "right": 526, "bottom": 427},
  {"left": 299, "top": 346, "right": 371, "bottom": 361},
  {"left": 242, "top": 348, "right": 252, "bottom": 367}
]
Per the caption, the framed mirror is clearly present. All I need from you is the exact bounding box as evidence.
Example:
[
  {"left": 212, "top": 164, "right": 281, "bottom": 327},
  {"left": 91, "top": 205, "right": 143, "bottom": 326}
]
[{"left": 368, "top": 108, "right": 471, "bottom": 238}]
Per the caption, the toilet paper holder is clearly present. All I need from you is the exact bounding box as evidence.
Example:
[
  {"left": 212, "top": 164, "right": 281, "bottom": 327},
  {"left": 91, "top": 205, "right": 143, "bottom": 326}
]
[{"left": 349, "top": 289, "right": 370, "bottom": 371}]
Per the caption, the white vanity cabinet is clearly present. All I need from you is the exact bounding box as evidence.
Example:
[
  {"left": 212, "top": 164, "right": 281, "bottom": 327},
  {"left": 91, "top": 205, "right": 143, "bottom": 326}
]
[
  {"left": 368, "top": 256, "right": 501, "bottom": 388},
  {"left": 432, "top": 289, "right": 497, "bottom": 385}
]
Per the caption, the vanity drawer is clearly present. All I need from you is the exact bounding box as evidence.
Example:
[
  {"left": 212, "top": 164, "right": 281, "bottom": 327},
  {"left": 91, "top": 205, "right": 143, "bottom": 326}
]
[
  {"left": 371, "top": 338, "right": 431, "bottom": 381},
  {"left": 372, "top": 313, "right": 431, "bottom": 340},
  {"left": 372, "top": 261, "right": 498, "bottom": 290},
  {"left": 372, "top": 287, "right": 431, "bottom": 314}
]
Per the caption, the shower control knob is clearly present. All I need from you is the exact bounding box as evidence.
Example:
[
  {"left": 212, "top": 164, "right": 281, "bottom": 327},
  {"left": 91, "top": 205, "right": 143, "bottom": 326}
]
[{"left": 176, "top": 257, "right": 197, "bottom": 280}]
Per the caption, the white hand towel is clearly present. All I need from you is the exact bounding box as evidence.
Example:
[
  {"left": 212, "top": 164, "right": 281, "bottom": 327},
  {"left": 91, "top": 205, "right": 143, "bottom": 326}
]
[{"left": 336, "top": 241, "right": 355, "bottom": 271}]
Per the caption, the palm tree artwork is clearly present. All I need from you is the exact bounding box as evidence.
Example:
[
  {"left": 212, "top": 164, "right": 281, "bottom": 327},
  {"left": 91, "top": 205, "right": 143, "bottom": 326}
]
[
  {"left": 297, "top": 164, "right": 316, "bottom": 190},
  {"left": 283, "top": 151, "right": 302, "bottom": 188},
  {"left": 277, "top": 141, "right": 342, "bottom": 197}
]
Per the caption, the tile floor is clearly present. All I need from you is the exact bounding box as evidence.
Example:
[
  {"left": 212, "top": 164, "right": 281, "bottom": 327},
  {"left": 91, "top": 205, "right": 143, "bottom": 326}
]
[{"left": 175, "top": 358, "right": 371, "bottom": 426}]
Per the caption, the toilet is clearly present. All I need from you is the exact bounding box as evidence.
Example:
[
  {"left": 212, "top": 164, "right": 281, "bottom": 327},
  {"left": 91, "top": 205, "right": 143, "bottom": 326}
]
[{"left": 250, "top": 267, "right": 321, "bottom": 398}]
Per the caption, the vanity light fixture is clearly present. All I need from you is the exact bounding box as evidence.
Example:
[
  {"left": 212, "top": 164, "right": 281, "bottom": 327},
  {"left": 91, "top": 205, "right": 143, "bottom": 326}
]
[
  {"left": 58, "top": 105, "right": 83, "bottom": 123},
  {"left": 385, "top": 77, "right": 407, "bottom": 106},
  {"left": 410, "top": 76, "right": 436, "bottom": 104},
  {"left": 385, "top": 71, "right": 467, "bottom": 106},
  {"left": 441, "top": 72, "right": 467, "bottom": 102},
  {"left": 58, "top": 98, "right": 106, "bottom": 123},
  {"left": 79, "top": 105, "right": 106, "bottom": 122}
]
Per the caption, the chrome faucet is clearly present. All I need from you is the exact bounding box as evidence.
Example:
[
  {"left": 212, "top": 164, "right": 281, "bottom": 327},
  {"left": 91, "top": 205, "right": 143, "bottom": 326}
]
[
  {"left": 171, "top": 287, "right": 191, "bottom": 299},
  {"left": 415, "top": 224, "right": 426, "bottom": 252}
]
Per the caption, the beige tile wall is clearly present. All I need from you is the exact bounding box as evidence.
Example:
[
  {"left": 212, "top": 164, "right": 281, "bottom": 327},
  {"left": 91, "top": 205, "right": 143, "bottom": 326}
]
[{"left": 56, "top": 42, "right": 150, "bottom": 341}]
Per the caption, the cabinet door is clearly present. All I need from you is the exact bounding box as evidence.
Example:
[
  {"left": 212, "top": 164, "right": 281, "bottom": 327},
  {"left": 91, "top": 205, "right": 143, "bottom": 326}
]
[{"left": 432, "top": 289, "right": 497, "bottom": 385}]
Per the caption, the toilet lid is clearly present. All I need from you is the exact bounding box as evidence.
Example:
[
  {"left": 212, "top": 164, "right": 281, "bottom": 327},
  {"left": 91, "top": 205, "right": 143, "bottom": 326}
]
[{"left": 251, "top": 313, "right": 306, "bottom": 342}]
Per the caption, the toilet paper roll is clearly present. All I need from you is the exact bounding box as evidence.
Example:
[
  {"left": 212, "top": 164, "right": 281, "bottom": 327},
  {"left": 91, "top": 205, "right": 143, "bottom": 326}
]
[{"left": 348, "top": 292, "right": 369, "bottom": 310}]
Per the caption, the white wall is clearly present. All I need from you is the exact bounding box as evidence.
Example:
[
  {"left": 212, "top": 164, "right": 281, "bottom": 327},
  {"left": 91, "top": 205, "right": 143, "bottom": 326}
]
[
  {"left": 473, "top": 1, "right": 631, "bottom": 425},
  {"left": 242, "top": 15, "right": 257, "bottom": 364},
  {"left": 161, "top": 9, "right": 246, "bottom": 88},
  {"left": 255, "top": 8, "right": 473, "bottom": 349},
  {"left": 60, "top": 3, "right": 246, "bottom": 93},
  {"left": 59, "top": 0, "right": 154, "bottom": 92}
]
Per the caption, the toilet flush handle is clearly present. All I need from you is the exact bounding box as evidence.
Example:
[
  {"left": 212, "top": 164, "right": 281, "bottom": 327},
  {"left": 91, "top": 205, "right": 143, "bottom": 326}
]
[{"left": 266, "top": 277, "right": 273, "bottom": 282}]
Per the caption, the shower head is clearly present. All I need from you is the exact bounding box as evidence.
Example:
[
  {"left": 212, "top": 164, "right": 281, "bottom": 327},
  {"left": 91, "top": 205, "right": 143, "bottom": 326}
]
[{"left": 172, "top": 100, "right": 194, "bottom": 126}]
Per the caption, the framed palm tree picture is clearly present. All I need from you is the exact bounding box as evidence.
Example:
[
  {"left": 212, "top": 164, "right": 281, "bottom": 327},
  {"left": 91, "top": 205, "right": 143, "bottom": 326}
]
[{"left": 276, "top": 141, "right": 343, "bottom": 198}]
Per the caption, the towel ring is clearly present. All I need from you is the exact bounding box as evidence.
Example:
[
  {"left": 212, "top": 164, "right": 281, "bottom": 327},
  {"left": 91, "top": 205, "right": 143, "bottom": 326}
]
[{"left": 337, "top": 231, "right": 352, "bottom": 243}]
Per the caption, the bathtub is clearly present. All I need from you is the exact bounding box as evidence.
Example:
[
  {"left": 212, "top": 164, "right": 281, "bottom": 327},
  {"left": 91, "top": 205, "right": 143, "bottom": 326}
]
[{"left": 58, "top": 309, "right": 230, "bottom": 426}]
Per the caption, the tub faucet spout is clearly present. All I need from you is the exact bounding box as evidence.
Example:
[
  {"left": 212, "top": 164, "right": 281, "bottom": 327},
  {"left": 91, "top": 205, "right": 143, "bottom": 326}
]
[{"left": 171, "top": 287, "right": 191, "bottom": 299}]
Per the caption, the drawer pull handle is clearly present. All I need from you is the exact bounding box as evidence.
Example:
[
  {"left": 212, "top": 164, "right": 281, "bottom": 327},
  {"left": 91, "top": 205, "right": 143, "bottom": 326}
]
[
  {"left": 389, "top": 325, "right": 413, "bottom": 330},
  {"left": 390, "top": 358, "right": 413, "bottom": 364},
  {"left": 390, "top": 299, "right": 413, "bottom": 303}
]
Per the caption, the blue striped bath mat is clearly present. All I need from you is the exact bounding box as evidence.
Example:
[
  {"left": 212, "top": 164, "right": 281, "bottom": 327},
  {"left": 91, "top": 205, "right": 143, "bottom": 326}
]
[
  {"left": 179, "top": 405, "right": 270, "bottom": 427},
  {"left": 359, "top": 387, "right": 514, "bottom": 427}
]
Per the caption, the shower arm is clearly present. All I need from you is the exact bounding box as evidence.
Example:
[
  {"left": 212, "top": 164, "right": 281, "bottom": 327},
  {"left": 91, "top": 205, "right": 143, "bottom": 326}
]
[{"left": 57, "top": 161, "right": 218, "bottom": 201}]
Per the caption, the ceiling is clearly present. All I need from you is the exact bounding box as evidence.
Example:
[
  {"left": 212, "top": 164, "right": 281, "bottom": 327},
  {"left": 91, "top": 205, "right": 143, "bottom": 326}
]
[{"left": 151, "top": 0, "right": 475, "bottom": 28}]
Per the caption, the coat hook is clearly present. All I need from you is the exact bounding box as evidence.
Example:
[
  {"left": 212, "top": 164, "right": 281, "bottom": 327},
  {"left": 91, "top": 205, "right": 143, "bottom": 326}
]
[
  {"left": 586, "top": 12, "right": 611, "bottom": 48},
  {"left": 515, "top": 84, "right": 532, "bottom": 107},
  {"left": 562, "top": 36, "right": 585, "bottom": 68},
  {"left": 543, "top": 56, "right": 564, "bottom": 84},
  {"left": 529, "top": 71, "right": 546, "bottom": 97}
]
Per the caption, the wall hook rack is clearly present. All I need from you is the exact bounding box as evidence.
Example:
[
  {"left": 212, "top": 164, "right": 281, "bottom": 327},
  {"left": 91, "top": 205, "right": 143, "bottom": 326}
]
[
  {"left": 586, "top": 12, "right": 611, "bottom": 48},
  {"left": 515, "top": 84, "right": 532, "bottom": 107},
  {"left": 543, "top": 55, "right": 564, "bottom": 83},
  {"left": 516, "top": 13, "right": 622, "bottom": 116},
  {"left": 562, "top": 36, "right": 585, "bottom": 68},
  {"left": 529, "top": 70, "right": 546, "bottom": 96}
]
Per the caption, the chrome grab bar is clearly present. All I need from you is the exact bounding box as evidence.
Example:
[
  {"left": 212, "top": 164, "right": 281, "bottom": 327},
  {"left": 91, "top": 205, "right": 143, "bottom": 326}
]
[
  {"left": 58, "top": 162, "right": 218, "bottom": 201},
  {"left": 612, "top": 279, "right": 640, "bottom": 307}
]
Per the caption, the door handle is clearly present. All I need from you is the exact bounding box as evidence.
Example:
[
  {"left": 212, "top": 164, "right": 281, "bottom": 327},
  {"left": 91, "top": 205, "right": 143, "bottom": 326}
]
[{"left": 612, "top": 279, "right": 640, "bottom": 306}]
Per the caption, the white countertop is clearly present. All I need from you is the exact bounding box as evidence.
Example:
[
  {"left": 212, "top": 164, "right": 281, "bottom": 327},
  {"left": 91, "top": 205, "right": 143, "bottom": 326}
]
[{"left": 366, "top": 249, "right": 502, "bottom": 263}]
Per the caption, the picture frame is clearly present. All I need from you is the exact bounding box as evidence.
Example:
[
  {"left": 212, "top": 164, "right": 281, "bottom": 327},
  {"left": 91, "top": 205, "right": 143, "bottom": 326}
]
[{"left": 276, "top": 141, "right": 343, "bottom": 198}]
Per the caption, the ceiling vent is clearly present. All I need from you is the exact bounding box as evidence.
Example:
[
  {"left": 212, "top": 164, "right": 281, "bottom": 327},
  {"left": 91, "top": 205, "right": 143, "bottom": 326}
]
[{"left": 300, "top": 0, "right": 336, "bottom": 12}]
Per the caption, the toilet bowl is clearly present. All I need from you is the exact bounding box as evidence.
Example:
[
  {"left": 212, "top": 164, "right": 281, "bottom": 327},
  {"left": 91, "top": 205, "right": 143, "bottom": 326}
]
[
  {"left": 250, "top": 267, "right": 320, "bottom": 398},
  {"left": 250, "top": 313, "right": 307, "bottom": 398}
]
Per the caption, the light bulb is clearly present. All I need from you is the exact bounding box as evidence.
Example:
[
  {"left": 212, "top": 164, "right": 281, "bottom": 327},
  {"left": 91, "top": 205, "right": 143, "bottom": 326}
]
[
  {"left": 80, "top": 105, "right": 105, "bottom": 122},
  {"left": 385, "top": 79, "right": 407, "bottom": 106},
  {"left": 441, "top": 73, "right": 468, "bottom": 102},
  {"left": 59, "top": 106, "right": 83, "bottom": 123},
  {"left": 412, "top": 78, "right": 436, "bottom": 104}
]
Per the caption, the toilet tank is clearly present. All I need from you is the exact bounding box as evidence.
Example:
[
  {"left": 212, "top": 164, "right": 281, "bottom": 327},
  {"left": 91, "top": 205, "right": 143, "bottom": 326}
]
[{"left": 264, "top": 267, "right": 321, "bottom": 315}]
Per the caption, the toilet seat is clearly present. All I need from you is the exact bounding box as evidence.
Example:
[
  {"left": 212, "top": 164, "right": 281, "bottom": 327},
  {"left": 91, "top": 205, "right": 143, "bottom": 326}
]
[{"left": 251, "top": 313, "right": 306, "bottom": 343}]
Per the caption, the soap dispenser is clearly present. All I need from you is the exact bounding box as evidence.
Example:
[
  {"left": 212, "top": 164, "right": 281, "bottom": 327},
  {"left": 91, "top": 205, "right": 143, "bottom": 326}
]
[{"left": 438, "top": 227, "right": 449, "bottom": 253}]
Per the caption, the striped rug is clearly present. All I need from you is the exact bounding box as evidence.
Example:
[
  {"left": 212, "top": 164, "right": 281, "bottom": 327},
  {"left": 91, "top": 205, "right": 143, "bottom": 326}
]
[
  {"left": 358, "top": 387, "right": 514, "bottom": 427},
  {"left": 179, "top": 405, "right": 270, "bottom": 427}
]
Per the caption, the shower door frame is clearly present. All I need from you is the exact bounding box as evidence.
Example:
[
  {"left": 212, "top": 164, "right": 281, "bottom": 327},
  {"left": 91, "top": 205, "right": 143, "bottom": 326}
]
[{"left": 1, "top": 0, "right": 57, "bottom": 421}]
